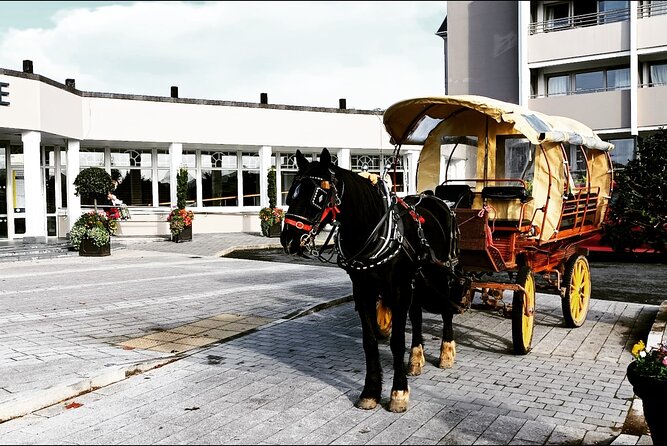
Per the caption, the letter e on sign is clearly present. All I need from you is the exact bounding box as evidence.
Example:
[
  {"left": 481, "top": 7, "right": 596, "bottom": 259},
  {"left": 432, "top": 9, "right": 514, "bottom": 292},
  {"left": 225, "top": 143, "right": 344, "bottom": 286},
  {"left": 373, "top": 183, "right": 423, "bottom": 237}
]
[{"left": 0, "top": 82, "right": 9, "bottom": 106}]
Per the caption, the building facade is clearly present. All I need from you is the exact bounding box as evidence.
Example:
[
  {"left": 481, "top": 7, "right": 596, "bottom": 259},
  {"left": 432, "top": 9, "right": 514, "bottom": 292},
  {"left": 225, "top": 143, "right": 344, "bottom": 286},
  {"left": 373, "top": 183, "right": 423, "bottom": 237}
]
[
  {"left": 0, "top": 63, "right": 420, "bottom": 242},
  {"left": 439, "top": 0, "right": 667, "bottom": 169}
]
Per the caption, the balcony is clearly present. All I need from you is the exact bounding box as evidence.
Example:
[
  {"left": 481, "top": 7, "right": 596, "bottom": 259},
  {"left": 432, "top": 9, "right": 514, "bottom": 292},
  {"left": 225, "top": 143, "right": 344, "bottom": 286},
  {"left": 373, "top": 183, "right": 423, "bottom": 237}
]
[
  {"left": 528, "top": 89, "right": 630, "bottom": 131},
  {"left": 528, "top": 10, "right": 630, "bottom": 64},
  {"left": 637, "top": 84, "right": 667, "bottom": 128}
]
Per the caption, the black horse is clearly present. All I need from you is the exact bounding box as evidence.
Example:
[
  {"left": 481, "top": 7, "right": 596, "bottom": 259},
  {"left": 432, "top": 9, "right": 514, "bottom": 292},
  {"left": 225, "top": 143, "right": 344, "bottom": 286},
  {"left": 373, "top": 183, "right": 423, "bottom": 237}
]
[{"left": 280, "top": 148, "right": 469, "bottom": 412}]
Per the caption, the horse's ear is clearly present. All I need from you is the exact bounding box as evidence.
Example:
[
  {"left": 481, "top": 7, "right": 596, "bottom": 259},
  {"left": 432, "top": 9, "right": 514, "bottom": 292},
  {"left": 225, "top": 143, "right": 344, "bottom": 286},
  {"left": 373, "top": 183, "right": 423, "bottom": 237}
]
[
  {"left": 320, "top": 148, "right": 331, "bottom": 168},
  {"left": 295, "top": 150, "right": 309, "bottom": 172}
]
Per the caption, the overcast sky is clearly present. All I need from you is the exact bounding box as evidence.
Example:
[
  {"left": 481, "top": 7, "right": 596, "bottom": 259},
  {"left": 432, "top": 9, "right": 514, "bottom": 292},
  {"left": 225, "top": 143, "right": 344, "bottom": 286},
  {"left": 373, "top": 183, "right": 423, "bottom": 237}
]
[{"left": 0, "top": 1, "right": 447, "bottom": 110}]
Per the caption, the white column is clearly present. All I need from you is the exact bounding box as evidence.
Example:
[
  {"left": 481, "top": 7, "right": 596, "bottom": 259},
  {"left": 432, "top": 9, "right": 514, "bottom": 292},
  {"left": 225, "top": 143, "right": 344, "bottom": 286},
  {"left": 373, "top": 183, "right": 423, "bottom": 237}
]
[
  {"left": 66, "top": 139, "right": 81, "bottom": 230},
  {"left": 517, "top": 1, "right": 531, "bottom": 107},
  {"left": 407, "top": 149, "right": 420, "bottom": 195},
  {"left": 22, "top": 131, "right": 46, "bottom": 241},
  {"left": 336, "top": 148, "right": 351, "bottom": 170},
  {"left": 169, "top": 143, "right": 183, "bottom": 208},
  {"left": 630, "top": 4, "right": 638, "bottom": 136},
  {"left": 259, "top": 146, "right": 272, "bottom": 208}
]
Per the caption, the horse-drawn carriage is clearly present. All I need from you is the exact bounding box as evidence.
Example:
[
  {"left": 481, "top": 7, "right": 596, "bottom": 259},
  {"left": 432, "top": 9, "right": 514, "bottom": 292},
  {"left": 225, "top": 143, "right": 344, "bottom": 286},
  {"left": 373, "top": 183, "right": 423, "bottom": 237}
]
[
  {"left": 280, "top": 94, "right": 614, "bottom": 412},
  {"left": 382, "top": 94, "right": 614, "bottom": 354}
]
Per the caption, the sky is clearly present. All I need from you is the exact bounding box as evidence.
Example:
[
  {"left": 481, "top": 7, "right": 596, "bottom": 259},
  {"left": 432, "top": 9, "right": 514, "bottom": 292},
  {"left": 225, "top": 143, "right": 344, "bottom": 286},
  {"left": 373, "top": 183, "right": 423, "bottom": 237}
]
[{"left": 0, "top": 1, "right": 447, "bottom": 110}]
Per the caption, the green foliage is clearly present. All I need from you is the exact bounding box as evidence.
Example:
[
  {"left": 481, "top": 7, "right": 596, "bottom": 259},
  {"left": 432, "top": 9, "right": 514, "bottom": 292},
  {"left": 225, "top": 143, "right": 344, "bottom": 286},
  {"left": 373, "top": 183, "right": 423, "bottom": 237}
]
[
  {"left": 176, "top": 167, "right": 189, "bottom": 210},
  {"left": 601, "top": 128, "right": 667, "bottom": 253},
  {"left": 631, "top": 340, "right": 667, "bottom": 379},
  {"left": 73, "top": 167, "right": 114, "bottom": 202},
  {"left": 267, "top": 167, "right": 277, "bottom": 209},
  {"left": 69, "top": 211, "right": 117, "bottom": 250}
]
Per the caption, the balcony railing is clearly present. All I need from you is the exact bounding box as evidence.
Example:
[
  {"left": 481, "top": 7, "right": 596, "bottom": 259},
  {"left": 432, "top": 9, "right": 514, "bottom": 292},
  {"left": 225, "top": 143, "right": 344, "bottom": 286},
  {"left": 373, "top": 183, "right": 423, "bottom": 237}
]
[
  {"left": 529, "top": 8, "right": 629, "bottom": 34},
  {"left": 530, "top": 85, "right": 630, "bottom": 100},
  {"left": 638, "top": 1, "right": 667, "bottom": 18}
]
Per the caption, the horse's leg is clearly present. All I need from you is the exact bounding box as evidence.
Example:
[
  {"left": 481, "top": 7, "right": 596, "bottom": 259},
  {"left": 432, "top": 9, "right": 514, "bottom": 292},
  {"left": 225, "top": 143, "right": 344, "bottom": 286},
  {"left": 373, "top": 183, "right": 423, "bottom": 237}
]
[
  {"left": 407, "top": 291, "right": 425, "bottom": 376},
  {"left": 354, "top": 281, "right": 382, "bottom": 410},
  {"left": 439, "top": 309, "right": 456, "bottom": 369},
  {"left": 388, "top": 281, "right": 412, "bottom": 413}
]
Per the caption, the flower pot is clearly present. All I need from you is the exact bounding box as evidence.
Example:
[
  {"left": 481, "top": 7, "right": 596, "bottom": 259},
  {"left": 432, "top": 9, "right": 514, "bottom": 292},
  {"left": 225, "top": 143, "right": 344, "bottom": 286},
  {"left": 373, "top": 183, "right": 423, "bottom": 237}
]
[
  {"left": 79, "top": 238, "right": 111, "bottom": 257},
  {"left": 268, "top": 222, "right": 282, "bottom": 237},
  {"left": 172, "top": 225, "right": 193, "bottom": 243},
  {"left": 627, "top": 361, "right": 667, "bottom": 444}
]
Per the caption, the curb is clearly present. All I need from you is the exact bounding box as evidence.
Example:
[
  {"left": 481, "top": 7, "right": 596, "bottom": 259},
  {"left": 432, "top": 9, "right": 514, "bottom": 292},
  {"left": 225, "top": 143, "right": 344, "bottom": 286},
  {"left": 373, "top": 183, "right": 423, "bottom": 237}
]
[
  {"left": 0, "top": 356, "right": 178, "bottom": 423},
  {"left": 614, "top": 300, "right": 667, "bottom": 445},
  {"left": 0, "top": 294, "right": 354, "bottom": 425}
]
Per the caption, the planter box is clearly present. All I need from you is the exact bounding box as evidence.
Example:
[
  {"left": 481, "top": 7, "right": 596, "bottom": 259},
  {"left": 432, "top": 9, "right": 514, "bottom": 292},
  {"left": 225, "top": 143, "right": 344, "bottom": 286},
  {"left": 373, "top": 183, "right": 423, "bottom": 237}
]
[
  {"left": 172, "top": 225, "right": 193, "bottom": 243},
  {"left": 262, "top": 222, "right": 282, "bottom": 237},
  {"left": 79, "top": 238, "right": 111, "bottom": 257}
]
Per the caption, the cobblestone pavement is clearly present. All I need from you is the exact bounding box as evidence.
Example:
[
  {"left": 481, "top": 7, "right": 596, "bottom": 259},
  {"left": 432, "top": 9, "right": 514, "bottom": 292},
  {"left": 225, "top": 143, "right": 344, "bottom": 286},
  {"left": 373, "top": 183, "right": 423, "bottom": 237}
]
[{"left": 0, "top": 233, "right": 662, "bottom": 445}]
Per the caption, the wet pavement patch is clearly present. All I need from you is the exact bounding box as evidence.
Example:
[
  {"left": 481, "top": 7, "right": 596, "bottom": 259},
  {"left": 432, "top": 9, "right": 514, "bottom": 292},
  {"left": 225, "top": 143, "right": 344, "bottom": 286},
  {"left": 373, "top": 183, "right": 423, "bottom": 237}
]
[{"left": 117, "top": 313, "right": 274, "bottom": 353}]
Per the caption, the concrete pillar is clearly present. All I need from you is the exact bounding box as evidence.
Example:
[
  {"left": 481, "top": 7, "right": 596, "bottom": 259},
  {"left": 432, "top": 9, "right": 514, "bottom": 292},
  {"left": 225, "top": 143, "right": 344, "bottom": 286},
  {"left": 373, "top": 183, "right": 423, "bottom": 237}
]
[
  {"left": 22, "top": 131, "right": 46, "bottom": 242},
  {"left": 169, "top": 143, "right": 183, "bottom": 208},
  {"left": 407, "top": 150, "right": 420, "bottom": 195},
  {"left": 66, "top": 139, "right": 81, "bottom": 230},
  {"left": 259, "top": 146, "right": 272, "bottom": 208},
  {"left": 336, "top": 148, "right": 351, "bottom": 170}
]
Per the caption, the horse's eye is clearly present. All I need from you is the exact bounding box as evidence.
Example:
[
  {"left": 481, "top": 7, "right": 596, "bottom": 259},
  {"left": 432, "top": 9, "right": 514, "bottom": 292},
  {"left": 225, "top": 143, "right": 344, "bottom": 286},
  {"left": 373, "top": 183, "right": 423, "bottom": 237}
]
[
  {"left": 292, "top": 184, "right": 300, "bottom": 199},
  {"left": 321, "top": 181, "right": 330, "bottom": 190}
]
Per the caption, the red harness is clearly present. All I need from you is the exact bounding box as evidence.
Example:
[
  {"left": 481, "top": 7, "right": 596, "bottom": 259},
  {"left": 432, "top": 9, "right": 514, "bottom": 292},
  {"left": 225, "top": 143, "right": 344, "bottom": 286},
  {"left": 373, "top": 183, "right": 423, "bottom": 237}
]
[{"left": 285, "top": 204, "right": 340, "bottom": 233}]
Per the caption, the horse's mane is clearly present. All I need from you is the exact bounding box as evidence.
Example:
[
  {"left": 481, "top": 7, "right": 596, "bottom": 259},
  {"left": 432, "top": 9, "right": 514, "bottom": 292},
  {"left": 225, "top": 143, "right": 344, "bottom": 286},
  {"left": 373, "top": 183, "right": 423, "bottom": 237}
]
[{"left": 330, "top": 165, "right": 388, "bottom": 247}]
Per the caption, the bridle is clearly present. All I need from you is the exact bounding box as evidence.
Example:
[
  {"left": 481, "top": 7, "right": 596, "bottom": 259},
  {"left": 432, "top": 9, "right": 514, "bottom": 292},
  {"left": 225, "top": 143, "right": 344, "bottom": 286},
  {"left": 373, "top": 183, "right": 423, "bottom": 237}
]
[{"left": 284, "top": 169, "right": 342, "bottom": 252}]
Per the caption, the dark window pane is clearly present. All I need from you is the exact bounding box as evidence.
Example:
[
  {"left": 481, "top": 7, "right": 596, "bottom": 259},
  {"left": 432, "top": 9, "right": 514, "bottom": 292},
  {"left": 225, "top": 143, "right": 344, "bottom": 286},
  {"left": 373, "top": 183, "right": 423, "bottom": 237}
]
[
  {"left": 575, "top": 71, "right": 604, "bottom": 93},
  {"left": 202, "top": 169, "right": 237, "bottom": 207},
  {"left": 114, "top": 169, "right": 153, "bottom": 206},
  {"left": 243, "top": 171, "right": 260, "bottom": 206}
]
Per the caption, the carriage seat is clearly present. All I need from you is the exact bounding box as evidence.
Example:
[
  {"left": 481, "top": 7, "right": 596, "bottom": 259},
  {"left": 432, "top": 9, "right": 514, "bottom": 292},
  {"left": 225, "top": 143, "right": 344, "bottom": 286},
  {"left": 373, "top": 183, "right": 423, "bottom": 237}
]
[
  {"left": 481, "top": 186, "right": 531, "bottom": 203},
  {"left": 434, "top": 184, "right": 474, "bottom": 208}
]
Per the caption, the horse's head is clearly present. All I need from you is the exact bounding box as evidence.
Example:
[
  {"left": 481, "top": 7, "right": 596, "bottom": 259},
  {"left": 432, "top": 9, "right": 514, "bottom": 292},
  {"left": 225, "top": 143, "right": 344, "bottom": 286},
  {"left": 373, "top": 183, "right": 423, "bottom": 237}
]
[{"left": 281, "top": 148, "right": 340, "bottom": 255}]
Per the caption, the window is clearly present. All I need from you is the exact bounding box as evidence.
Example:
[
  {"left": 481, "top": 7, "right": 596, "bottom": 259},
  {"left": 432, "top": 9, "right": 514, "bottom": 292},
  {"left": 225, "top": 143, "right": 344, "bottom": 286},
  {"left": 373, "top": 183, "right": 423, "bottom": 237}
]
[
  {"left": 351, "top": 154, "right": 406, "bottom": 193},
  {"left": 242, "top": 152, "right": 260, "bottom": 206},
  {"left": 545, "top": 2, "right": 571, "bottom": 30},
  {"left": 201, "top": 151, "right": 238, "bottom": 207},
  {"left": 650, "top": 62, "right": 667, "bottom": 86},
  {"left": 547, "top": 67, "right": 630, "bottom": 96},
  {"left": 599, "top": 1, "right": 629, "bottom": 24},
  {"left": 607, "top": 138, "right": 635, "bottom": 168},
  {"left": 575, "top": 71, "right": 604, "bottom": 94},
  {"left": 607, "top": 68, "right": 630, "bottom": 90},
  {"left": 111, "top": 149, "right": 153, "bottom": 206},
  {"left": 79, "top": 148, "right": 105, "bottom": 167},
  {"left": 548, "top": 75, "right": 569, "bottom": 96}
]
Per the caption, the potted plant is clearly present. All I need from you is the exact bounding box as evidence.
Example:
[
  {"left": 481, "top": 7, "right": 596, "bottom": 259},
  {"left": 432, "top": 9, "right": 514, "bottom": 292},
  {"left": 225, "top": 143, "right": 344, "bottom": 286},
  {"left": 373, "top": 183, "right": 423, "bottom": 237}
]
[
  {"left": 72, "top": 167, "right": 116, "bottom": 256},
  {"left": 627, "top": 340, "right": 667, "bottom": 443},
  {"left": 259, "top": 167, "right": 285, "bottom": 237},
  {"left": 168, "top": 167, "right": 194, "bottom": 242},
  {"left": 69, "top": 210, "right": 117, "bottom": 256}
]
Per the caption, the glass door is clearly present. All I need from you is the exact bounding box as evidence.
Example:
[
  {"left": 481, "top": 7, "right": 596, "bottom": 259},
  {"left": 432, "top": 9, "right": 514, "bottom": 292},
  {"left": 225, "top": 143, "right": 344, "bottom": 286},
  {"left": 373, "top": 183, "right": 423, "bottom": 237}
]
[{"left": 0, "top": 146, "right": 6, "bottom": 238}]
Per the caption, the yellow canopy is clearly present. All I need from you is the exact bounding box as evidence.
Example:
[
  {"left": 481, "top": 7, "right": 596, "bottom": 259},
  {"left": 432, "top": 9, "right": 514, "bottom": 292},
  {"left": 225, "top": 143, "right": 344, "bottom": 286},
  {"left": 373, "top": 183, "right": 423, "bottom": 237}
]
[
  {"left": 383, "top": 95, "right": 614, "bottom": 243},
  {"left": 383, "top": 95, "right": 614, "bottom": 151}
]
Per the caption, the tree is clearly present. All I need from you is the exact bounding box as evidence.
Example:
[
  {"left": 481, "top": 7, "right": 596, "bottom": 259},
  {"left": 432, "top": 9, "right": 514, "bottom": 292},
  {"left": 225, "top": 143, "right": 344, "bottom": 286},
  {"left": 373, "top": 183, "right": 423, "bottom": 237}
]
[
  {"left": 73, "top": 167, "right": 113, "bottom": 211},
  {"left": 267, "top": 167, "right": 277, "bottom": 209},
  {"left": 176, "top": 166, "right": 188, "bottom": 210},
  {"left": 601, "top": 128, "right": 667, "bottom": 254}
]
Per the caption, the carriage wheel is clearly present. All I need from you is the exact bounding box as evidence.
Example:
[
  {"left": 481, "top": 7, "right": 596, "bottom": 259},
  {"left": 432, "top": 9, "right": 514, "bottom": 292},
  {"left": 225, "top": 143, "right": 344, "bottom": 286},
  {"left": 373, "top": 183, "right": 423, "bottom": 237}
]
[
  {"left": 512, "top": 266, "right": 535, "bottom": 355},
  {"left": 561, "top": 255, "right": 591, "bottom": 328},
  {"left": 376, "top": 299, "right": 392, "bottom": 339}
]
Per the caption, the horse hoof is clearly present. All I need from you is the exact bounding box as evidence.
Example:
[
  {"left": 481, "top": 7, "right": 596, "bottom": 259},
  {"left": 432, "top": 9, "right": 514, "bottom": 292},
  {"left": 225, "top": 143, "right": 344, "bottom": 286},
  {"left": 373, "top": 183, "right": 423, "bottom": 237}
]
[
  {"left": 389, "top": 389, "right": 410, "bottom": 413},
  {"left": 407, "top": 345, "right": 425, "bottom": 376},
  {"left": 439, "top": 340, "right": 456, "bottom": 369},
  {"left": 356, "top": 397, "right": 379, "bottom": 410}
]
